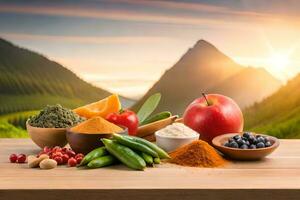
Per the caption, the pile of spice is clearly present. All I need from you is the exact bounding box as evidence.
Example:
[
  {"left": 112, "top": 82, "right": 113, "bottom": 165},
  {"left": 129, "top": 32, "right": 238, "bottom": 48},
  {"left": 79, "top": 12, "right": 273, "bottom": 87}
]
[
  {"left": 29, "top": 104, "right": 84, "bottom": 128},
  {"left": 169, "top": 140, "right": 227, "bottom": 168},
  {"left": 71, "top": 116, "right": 123, "bottom": 134}
]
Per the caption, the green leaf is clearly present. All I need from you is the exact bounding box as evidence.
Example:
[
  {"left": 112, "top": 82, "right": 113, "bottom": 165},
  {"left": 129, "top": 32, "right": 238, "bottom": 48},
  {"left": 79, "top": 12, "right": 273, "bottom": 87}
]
[{"left": 137, "top": 93, "right": 161, "bottom": 123}]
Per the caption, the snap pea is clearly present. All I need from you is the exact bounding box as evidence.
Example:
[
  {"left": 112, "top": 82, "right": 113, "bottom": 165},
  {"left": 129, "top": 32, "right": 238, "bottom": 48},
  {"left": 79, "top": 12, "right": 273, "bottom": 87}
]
[
  {"left": 87, "top": 155, "right": 117, "bottom": 169},
  {"left": 112, "top": 134, "right": 158, "bottom": 158},
  {"left": 79, "top": 147, "right": 107, "bottom": 166},
  {"left": 154, "top": 157, "right": 161, "bottom": 164},
  {"left": 140, "top": 152, "right": 153, "bottom": 166},
  {"left": 123, "top": 135, "right": 170, "bottom": 159},
  {"left": 102, "top": 138, "right": 146, "bottom": 170},
  {"left": 141, "top": 111, "right": 172, "bottom": 126}
]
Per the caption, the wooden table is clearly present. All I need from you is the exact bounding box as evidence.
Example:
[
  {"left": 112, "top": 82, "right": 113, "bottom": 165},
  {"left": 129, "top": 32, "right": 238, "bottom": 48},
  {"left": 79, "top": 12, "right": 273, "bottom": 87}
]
[{"left": 1, "top": 139, "right": 300, "bottom": 200}]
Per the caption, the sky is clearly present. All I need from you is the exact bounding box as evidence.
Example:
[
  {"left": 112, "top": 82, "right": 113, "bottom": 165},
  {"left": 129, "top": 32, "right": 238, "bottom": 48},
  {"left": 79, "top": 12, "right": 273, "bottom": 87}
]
[{"left": 0, "top": 0, "right": 300, "bottom": 99}]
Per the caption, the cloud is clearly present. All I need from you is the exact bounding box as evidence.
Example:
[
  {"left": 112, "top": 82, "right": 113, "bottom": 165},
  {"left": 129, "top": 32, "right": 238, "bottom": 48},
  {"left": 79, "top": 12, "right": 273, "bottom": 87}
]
[
  {"left": 0, "top": 32, "right": 174, "bottom": 44},
  {"left": 0, "top": 3, "right": 245, "bottom": 27}
]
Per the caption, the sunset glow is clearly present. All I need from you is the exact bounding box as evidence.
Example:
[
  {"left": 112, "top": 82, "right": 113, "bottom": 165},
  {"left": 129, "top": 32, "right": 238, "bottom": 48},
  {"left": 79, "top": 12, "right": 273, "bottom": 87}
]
[{"left": 0, "top": 0, "right": 300, "bottom": 98}]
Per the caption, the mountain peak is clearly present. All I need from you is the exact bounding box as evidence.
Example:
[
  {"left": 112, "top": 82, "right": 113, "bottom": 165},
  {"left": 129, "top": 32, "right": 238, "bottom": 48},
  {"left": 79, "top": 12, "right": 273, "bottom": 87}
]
[{"left": 193, "top": 39, "right": 217, "bottom": 50}]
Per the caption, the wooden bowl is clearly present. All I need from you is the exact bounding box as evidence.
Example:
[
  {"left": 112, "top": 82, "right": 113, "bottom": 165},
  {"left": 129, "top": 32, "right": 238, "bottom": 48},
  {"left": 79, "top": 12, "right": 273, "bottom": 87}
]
[
  {"left": 212, "top": 133, "right": 280, "bottom": 160},
  {"left": 137, "top": 115, "right": 178, "bottom": 138},
  {"left": 66, "top": 128, "right": 128, "bottom": 154},
  {"left": 26, "top": 122, "right": 68, "bottom": 149}
]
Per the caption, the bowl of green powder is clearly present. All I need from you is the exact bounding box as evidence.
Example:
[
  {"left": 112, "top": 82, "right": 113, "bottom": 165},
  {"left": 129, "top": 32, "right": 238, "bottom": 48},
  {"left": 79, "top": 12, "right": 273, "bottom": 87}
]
[{"left": 27, "top": 104, "right": 85, "bottom": 148}]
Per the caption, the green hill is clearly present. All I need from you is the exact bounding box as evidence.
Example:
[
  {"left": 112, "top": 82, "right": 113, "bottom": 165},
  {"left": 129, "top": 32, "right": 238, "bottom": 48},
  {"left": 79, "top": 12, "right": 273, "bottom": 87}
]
[
  {"left": 0, "top": 38, "right": 134, "bottom": 114},
  {"left": 244, "top": 74, "right": 300, "bottom": 138}
]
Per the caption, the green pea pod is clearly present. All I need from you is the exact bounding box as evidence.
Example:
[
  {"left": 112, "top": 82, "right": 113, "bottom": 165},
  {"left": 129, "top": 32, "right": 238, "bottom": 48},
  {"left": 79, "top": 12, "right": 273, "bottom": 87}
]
[
  {"left": 141, "top": 111, "right": 172, "bottom": 126},
  {"left": 101, "top": 138, "right": 146, "bottom": 170},
  {"left": 112, "top": 133, "right": 158, "bottom": 158},
  {"left": 140, "top": 152, "right": 153, "bottom": 166},
  {"left": 79, "top": 147, "right": 108, "bottom": 167},
  {"left": 123, "top": 135, "right": 170, "bottom": 159},
  {"left": 87, "top": 155, "right": 117, "bottom": 169},
  {"left": 154, "top": 157, "right": 161, "bottom": 164}
]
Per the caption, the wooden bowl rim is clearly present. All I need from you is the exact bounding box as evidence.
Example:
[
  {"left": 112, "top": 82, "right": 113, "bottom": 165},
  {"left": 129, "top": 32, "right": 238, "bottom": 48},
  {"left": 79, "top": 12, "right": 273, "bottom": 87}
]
[
  {"left": 212, "top": 132, "right": 280, "bottom": 152},
  {"left": 26, "top": 121, "right": 67, "bottom": 131}
]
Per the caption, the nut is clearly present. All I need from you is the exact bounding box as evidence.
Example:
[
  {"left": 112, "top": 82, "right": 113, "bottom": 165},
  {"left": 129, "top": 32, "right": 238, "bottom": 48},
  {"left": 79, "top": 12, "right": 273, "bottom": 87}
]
[
  {"left": 28, "top": 154, "right": 49, "bottom": 168},
  {"left": 39, "top": 159, "right": 57, "bottom": 170}
]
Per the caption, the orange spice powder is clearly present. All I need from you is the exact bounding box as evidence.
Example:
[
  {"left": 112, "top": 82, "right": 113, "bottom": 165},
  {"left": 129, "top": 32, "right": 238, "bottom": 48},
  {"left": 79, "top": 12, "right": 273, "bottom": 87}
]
[
  {"left": 71, "top": 116, "right": 123, "bottom": 134},
  {"left": 169, "top": 140, "right": 227, "bottom": 168}
]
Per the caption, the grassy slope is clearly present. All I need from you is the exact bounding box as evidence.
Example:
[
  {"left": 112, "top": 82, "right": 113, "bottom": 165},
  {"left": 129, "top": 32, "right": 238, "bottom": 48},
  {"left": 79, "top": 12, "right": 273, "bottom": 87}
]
[
  {"left": 0, "top": 38, "right": 111, "bottom": 115},
  {"left": 244, "top": 74, "right": 300, "bottom": 138}
]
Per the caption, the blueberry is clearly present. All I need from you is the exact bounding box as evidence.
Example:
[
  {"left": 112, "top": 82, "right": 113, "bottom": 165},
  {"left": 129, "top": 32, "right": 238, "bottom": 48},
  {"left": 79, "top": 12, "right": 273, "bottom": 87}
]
[
  {"left": 257, "top": 137, "right": 265, "bottom": 143},
  {"left": 228, "top": 138, "right": 234, "bottom": 143},
  {"left": 248, "top": 135, "right": 256, "bottom": 144},
  {"left": 265, "top": 141, "right": 272, "bottom": 147},
  {"left": 256, "top": 142, "right": 265, "bottom": 148},
  {"left": 236, "top": 138, "right": 246, "bottom": 146},
  {"left": 224, "top": 142, "right": 230, "bottom": 147},
  {"left": 245, "top": 140, "right": 250, "bottom": 146},
  {"left": 233, "top": 135, "right": 241, "bottom": 141},
  {"left": 243, "top": 132, "right": 251, "bottom": 138},
  {"left": 229, "top": 141, "right": 239, "bottom": 148},
  {"left": 242, "top": 136, "right": 248, "bottom": 141},
  {"left": 263, "top": 136, "right": 269, "bottom": 143},
  {"left": 240, "top": 144, "right": 248, "bottom": 149},
  {"left": 249, "top": 144, "right": 256, "bottom": 149}
]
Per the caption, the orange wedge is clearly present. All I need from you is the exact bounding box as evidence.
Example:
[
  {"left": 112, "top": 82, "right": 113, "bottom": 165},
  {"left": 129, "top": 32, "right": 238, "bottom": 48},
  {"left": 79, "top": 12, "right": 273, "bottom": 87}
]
[{"left": 74, "top": 94, "right": 121, "bottom": 119}]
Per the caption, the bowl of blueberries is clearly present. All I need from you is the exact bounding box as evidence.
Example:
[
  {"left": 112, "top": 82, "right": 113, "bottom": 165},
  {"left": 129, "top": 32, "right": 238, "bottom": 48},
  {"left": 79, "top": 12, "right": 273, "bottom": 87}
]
[{"left": 212, "top": 132, "right": 280, "bottom": 160}]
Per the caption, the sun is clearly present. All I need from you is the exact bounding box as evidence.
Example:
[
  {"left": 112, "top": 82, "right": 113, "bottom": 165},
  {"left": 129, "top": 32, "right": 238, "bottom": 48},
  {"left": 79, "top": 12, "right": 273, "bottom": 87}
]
[{"left": 267, "top": 52, "right": 290, "bottom": 72}]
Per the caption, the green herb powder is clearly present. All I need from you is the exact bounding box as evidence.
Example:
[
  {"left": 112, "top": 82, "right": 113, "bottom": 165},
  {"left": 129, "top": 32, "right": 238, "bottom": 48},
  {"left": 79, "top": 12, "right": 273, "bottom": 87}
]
[{"left": 29, "top": 104, "right": 84, "bottom": 128}]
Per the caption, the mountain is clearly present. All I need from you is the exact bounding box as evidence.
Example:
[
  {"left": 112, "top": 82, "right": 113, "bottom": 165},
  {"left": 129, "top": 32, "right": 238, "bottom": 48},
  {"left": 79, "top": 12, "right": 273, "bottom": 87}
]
[
  {"left": 0, "top": 38, "right": 133, "bottom": 114},
  {"left": 244, "top": 73, "right": 300, "bottom": 138},
  {"left": 134, "top": 40, "right": 281, "bottom": 115},
  {"left": 207, "top": 67, "right": 281, "bottom": 108}
]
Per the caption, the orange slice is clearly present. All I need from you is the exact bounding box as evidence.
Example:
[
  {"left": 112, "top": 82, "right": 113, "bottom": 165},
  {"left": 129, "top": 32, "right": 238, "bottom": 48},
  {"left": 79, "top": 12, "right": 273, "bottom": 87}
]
[{"left": 74, "top": 94, "right": 121, "bottom": 119}]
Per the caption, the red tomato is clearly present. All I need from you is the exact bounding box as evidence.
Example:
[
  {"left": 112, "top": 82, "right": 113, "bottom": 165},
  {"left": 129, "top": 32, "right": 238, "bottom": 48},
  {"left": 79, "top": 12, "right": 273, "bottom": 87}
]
[{"left": 106, "top": 110, "right": 139, "bottom": 135}]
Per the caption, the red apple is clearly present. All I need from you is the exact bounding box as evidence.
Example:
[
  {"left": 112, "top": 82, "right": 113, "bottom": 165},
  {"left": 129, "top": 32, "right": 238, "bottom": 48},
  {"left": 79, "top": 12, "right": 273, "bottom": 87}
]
[{"left": 183, "top": 93, "right": 244, "bottom": 143}]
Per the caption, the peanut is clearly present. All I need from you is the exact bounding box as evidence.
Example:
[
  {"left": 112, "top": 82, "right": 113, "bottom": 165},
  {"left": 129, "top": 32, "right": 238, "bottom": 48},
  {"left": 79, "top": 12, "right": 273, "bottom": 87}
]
[
  {"left": 39, "top": 159, "right": 57, "bottom": 170},
  {"left": 28, "top": 154, "right": 49, "bottom": 168}
]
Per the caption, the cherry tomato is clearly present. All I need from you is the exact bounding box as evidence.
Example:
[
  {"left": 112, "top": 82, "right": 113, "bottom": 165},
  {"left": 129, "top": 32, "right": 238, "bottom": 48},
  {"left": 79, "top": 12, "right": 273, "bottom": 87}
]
[{"left": 106, "top": 109, "right": 139, "bottom": 135}]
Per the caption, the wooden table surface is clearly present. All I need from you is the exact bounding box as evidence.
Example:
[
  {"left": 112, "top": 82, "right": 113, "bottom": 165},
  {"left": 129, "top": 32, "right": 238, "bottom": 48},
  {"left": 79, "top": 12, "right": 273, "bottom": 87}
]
[{"left": 1, "top": 139, "right": 300, "bottom": 200}]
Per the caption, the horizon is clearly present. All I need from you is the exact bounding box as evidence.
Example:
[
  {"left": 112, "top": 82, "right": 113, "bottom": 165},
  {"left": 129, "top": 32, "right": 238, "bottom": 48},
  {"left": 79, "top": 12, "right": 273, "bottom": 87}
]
[{"left": 1, "top": 0, "right": 300, "bottom": 99}]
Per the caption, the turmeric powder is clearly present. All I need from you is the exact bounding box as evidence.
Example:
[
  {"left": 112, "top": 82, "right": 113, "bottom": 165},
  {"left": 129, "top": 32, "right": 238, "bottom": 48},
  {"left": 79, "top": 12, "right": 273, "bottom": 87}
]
[
  {"left": 169, "top": 140, "right": 227, "bottom": 167},
  {"left": 71, "top": 116, "right": 123, "bottom": 134}
]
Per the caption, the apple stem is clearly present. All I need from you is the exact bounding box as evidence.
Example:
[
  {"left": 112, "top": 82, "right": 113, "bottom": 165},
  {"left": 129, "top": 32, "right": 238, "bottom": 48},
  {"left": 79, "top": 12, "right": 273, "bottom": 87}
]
[{"left": 202, "top": 93, "right": 211, "bottom": 106}]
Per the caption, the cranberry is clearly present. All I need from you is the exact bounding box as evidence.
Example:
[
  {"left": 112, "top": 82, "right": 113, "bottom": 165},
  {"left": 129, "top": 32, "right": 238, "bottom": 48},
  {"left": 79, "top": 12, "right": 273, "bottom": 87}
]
[
  {"left": 66, "top": 150, "right": 76, "bottom": 158},
  {"left": 62, "top": 154, "right": 69, "bottom": 164},
  {"left": 52, "top": 152, "right": 63, "bottom": 158},
  {"left": 75, "top": 153, "right": 84, "bottom": 159},
  {"left": 9, "top": 154, "right": 18, "bottom": 163},
  {"left": 17, "top": 154, "right": 26, "bottom": 163},
  {"left": 53, "top": 156, "right": 63, "bottom": 165},
  {"left": 43, "top": 146, "right": 51, "bottom": 153},
  {"left": 68, "top": 157, "right": 77, "bottom": 167},
  {"left": 76, "top": 157, "right": 83, "bottom": 164},
  {"left": 52, "top": 146, "right": 62, "bottom": 152}
]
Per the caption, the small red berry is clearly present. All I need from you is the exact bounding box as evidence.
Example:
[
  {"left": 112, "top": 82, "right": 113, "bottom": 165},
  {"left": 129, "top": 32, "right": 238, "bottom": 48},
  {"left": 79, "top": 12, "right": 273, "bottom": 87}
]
[
  {"left": 43, "top": 146, "right": 52, "bottom": 153},
  {"left": 52, "top": 152, "right": 63, "bottom": 158},
  {"left": 17, "top": 154, "right": 26, "bottom": 163},
  {"left": 75, "top": 153, "right": 84, "bottom": 159},
  {"left": 9, "top": 154, "right": 18, "bottom": 163},
  {"left": 53, "top": 156, "right": 63, "bottom": 165},
  {"left": 61, "top": 147, "right": 68, "bottom": 152},
  {"left": 66, "top": 150, "right": 76, "bottom": 158},
  {"left": 76, "top": 157, "right": 83, "bottom": 164},
  {"left": 62, "top": 154, "right": 69, "bottom": 164},
  {"left": 68, "top": 157, "right": 77, "bottom": 167},
  {"left": 52, "top": 146, "right": 62, "bottom": 152}
]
